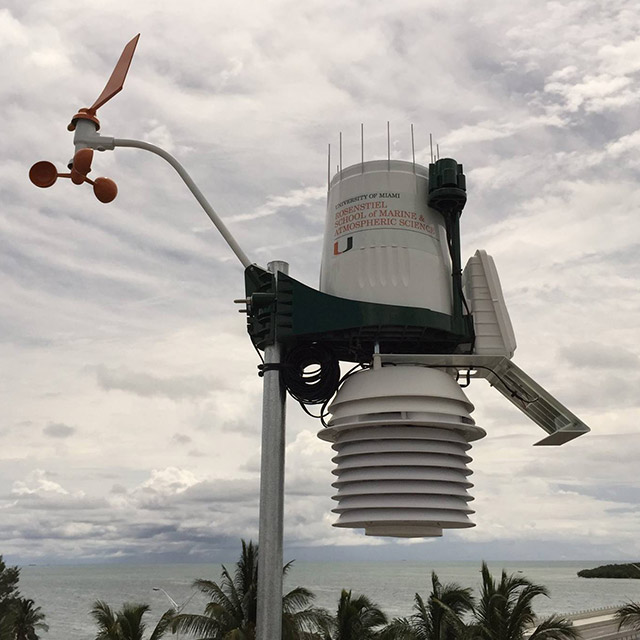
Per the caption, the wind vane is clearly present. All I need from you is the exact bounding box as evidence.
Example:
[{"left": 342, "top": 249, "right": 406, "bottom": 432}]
[{"left": 29, "top": 34, "right": 140, "bottom": 204}]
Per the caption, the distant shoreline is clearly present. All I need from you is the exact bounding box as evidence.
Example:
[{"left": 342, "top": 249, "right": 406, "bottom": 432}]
[{"left": 578, "top": 563, "right": 640, "bottom": 579}]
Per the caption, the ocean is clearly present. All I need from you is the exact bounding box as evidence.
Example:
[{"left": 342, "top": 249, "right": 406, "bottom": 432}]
[{"left": 17, "top": 561, "right": 640, "bottom": 639}]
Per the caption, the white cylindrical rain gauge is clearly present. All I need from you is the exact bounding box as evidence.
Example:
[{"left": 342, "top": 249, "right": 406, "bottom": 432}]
[
  {"left": 320, "top": 160, "right": 453, "bottom": 314},
  {"left": 319, "top": 365, "right": 485, "bottom": 537}
]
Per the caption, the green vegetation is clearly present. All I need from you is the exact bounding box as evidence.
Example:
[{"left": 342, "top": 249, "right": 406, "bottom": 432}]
[
  {"left": 0, "top": 556, "right": 48, "bottom": 640},
  {"left": 383, "top": 563, "right": 578, "bottom": 640},
  {"left": 320, "top": 589, "right": 388, "bottom": 640},
  {"left": 10, "top": 546, "right": 640, "bottom": 640},
  {"left": 616, "top": 601, "right": 640, "bottom": 633},
  {"left": 90, "top": 601, "right": 174, "bottom": 640},
  {"left": 577, "top": 562, "right": 640, "bottom": 578},
  {"left": 169, "top": 541, "right": 579, "bottom": 640},
  {"left": 470, "top": 562, "right": 579, "bottom": 640},
  {"left": 383, "top": 571, "right": 475, "bottom": 639},
  {"left": 171, "top": 540, "right": 330, "bottom": 639}
]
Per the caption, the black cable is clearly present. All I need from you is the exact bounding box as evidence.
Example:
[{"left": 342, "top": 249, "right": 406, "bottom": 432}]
[
  {"left": 252, "top": 341, "right": 265, "bottom": 365},
  {"left": 443, "top": 216, "right": 474, "bottom": 354},
  {"left": 316, "top": 361, "right": 370, "bottom": 427},
  {"left": 457, "top": 367, "right": 472, "bottom": 388},
  {"left": 267, "top": 344, "right": 370, "bottom": 427},
  {"left": 381, "top": 361, "right": 538, "bottom": 406},
  {"left": 429, "top": 364, "right": 537, "bottom": 405},
  {"left": 281, "top": 343, "right": 341, "bottom": 406},
  {"left": 468, "top": 365, "right": 538, "bottom": 405}
]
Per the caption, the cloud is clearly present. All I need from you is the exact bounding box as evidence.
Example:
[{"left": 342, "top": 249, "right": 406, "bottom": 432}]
[
  {"left": 94, "top": 365, "right": 218, "bottom": 400},
  {"left": 12, "top": 469, "right": 69, "bottom": 496},
  {"left": 2, "top": 0, "right": 640, "bottom": 565},
  {"left": 226, "top": 185, "right": 326, "bottom": 223},
  {"left": 559, "top": 342, "right": 639, "bottom": 369},
  {"left": 138, "top": 467, "right": 200, "bottom": 494},
  {"left": 42, "top": 422, "right": 76, "bottom": 438}
]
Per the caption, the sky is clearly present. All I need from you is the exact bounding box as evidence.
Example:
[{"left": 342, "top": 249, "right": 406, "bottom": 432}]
[{"left": 1, "top": 0, "right": 640, "bottom": 566}]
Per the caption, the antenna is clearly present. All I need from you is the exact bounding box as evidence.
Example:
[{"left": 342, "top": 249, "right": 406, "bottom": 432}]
[
  {"left": 327, "top": 143, "right": 331, "bottom": 191},
  {"left": 411, "top": 123, "right": 416, "bottom": 174},
  {"left": 387, "top": 121, "right": 391, "bottom": 170},
  {"left": 339, "top": 131, "right": 343, "bottom": 179},
  {"left": 429, "top": 133, "right": 434, "bottom": 163},
  {"left": 360, "top": 123, "right": 364, "bottom": 173}
]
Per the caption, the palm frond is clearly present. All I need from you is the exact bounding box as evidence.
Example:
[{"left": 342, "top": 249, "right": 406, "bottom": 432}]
[
  {"left": 90, "top": 600, "right": 120, "bottom": 640},
  {"left": 528, "top": 615, "right": 580, "bottom": 639},
  {"left": 194, "top": 578, "right": 242, "bottom": 626},
  {"left": 172, "top": 612, "right": 223, "bottom": 638},
  {"left": 118, "top": 602, "right": 151, "bottom": 640},
  {"left": 149, "top": 607, "right": 175, "bottom": 640},
  {"left": 616, "top": 601, "right": 640, "bottom": 631},
  {"left": 379, "top": 617, "right": 416, "bottom": 640},
  {"left": 283, "top": 586, "right": 316, "bottom": 613}
]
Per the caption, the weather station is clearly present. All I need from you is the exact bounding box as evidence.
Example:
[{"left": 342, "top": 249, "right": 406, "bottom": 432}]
[{"left": 29, "top": 35, "right": 590, "bottom": 640}]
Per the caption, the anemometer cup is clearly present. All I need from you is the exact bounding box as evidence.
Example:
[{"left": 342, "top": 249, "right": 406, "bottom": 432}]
[
  {"left": 93, "top": 177, "right": 118, "bottom": 203},
  {"left": 71, "top": 148, "right": 94, "bottom": 178},
  {"left": 29, "top": 161, "right": 59, "bottom": 188},
  {"left": 29, "top": 150, "right": 116, "bottom": 203},
  {"left": 74, "top": 148, "right": 94, "bottom": 173}
]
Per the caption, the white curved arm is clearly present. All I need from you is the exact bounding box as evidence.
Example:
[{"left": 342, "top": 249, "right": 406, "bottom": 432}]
[
  {"left": 72, "top": 119, "right": 252, "bottom": 268},
  {"left": 152, "top": 587, "right": 178, "bottom": 609}
]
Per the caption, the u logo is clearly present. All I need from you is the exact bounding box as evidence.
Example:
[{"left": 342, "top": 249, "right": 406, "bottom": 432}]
[{"left": 333, "top": 236, "right": 353, "bottom": 255}]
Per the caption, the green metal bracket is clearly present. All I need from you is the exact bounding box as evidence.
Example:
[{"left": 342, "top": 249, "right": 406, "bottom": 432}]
[
  {"left": 244, "top": 265, "right": 278, "bottom": 348},
  {"left": 243, "top": 265, "right": 474, "bottom": 362}
]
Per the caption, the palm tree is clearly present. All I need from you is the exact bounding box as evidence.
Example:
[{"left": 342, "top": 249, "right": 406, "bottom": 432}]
[
  {"left": 92, "top": 601, "right": 120, "bottom": 640},
  {"left": 321, "top": 589, "right": 388, "bottom": 640},
  {"left": 0, "top": 617, "right": 11, "bottom": 640},
  {"left": 9, "top": 598, "right": 49, "bottom": 640},
  {"left": 172, "top": 539, "right": 329, "bottom": 639},
  {"left": 91, "top": 600, "right": 174, "bottom": 640},
  {"left": 616, "top": 601, "right": 640, "bottom": 632},
  {"left": 0, "top": 556, "right": 22, "bottom": 640},
  {"left": 471, "top": 562, "right": 579, "bottom": 640},
  {"left": 385, "top": 571, "right": 475, "bottom": 640}
]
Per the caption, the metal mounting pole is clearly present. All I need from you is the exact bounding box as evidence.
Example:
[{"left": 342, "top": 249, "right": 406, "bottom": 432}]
[{"left": 256, "top": 260, "right": 288, "bottom": 640}]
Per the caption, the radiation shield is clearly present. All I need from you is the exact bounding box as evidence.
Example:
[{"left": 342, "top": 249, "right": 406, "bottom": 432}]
[{"left": 319, "top": 364, "right": 485, "bottom": 538}]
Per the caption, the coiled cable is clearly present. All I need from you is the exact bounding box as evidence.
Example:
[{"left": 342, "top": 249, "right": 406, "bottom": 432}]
[
  {"left": 257, "top": 343, "right": 369, "bottom": 426},
  {"left": 282, "top": 343, "right": 341, "bottom": 406}
]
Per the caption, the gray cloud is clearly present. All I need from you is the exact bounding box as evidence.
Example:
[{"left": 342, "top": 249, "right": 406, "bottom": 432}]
[
  {"left": 94, "top": 364, "right": 219, "bottom": 400},
  {"left": 555, "top": 483, "right": 640, "bottom": 505},
  {"left": 2, "top": 0, "right": 640, "bottom": 565},
  {"left": 559, "top": 342, "right": 640, "bottom": 369},
  {"left": 42, "top": 422, "right": 76, "bottom": 438}
]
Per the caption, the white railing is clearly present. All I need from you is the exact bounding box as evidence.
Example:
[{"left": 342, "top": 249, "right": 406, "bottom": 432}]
[{"left": 526, "top": 605, "right": 640, "bottom": 640}]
